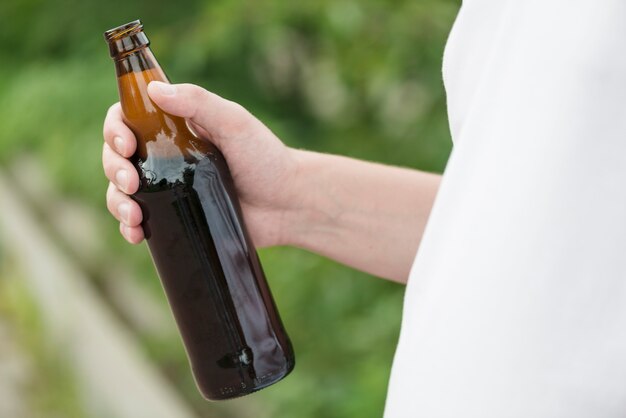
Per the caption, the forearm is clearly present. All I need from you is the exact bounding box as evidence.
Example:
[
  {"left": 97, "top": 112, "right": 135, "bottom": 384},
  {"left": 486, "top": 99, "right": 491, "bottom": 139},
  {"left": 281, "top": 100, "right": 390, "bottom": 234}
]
[{"left": 283, "top": 150, "right": 441, "bottom": 283}]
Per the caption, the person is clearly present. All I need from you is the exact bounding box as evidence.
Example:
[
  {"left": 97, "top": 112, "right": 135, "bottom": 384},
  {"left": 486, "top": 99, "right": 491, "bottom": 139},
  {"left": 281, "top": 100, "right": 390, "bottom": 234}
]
[{"left": 103, "top": 1, "right": 626, "bottom": 416}]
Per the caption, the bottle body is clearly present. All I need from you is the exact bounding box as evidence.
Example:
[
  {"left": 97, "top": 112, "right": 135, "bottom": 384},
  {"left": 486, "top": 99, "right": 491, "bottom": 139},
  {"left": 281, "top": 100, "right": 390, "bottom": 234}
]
[
  {"left": 105, "top": 21, "right": 294, "bottom": 400},
  {"left": 136, "top": 153, "right": 294, "bottom": 399}
]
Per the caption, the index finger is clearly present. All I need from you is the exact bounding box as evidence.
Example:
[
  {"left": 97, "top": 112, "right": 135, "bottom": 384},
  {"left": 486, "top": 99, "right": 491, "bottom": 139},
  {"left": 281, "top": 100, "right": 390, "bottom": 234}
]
[{"left": 103, "top": 102, "right": 137, "bottom": 158}]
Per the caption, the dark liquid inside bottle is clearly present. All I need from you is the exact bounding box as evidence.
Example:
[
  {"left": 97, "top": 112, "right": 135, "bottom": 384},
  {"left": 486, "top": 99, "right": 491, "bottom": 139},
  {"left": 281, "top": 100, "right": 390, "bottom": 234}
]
[
  {"left": 135, "top": 154, "right": 294, "bottom": 399},
  {"left": 104, "top": 21, "right": 294, "bottom": 400}
]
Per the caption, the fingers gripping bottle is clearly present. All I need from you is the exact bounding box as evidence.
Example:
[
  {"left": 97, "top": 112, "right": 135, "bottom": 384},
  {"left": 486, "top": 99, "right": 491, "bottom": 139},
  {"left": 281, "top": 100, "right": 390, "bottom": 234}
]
[{"left": 104, "top": 20, "right": 294, "bottom": 400}]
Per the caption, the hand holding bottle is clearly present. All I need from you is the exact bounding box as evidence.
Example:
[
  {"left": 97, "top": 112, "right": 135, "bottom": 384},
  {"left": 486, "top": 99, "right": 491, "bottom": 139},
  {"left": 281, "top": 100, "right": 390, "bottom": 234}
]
[
  {"left": 103, "top": 77, "right": 442, "bottom": 283},
  {"left": 103, "top": 81, "right": 301, "bottom": 247}
]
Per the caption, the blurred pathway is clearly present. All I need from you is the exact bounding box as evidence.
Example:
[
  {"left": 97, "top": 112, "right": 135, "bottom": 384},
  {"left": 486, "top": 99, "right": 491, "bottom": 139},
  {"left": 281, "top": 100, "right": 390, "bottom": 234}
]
[
  {"left": 0, "top": 167, "right": 200, "bottom": 418},
  {"left": 0, "top": 319, "right": 31, "bottom": 418}
]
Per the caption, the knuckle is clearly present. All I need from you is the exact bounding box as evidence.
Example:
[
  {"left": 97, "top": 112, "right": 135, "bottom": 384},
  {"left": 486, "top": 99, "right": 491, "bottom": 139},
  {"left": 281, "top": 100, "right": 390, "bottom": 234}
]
[
  {"left": 103, "top": 166, "right": 114, "bottom": 182},
  {"left": 188, "top": 84, "right": 212, "bottom": 108},
  {"left": 102, "top": 144, "right": 111, "bottom": 169},
  {"left": 103, "top": 103, "right": 122, "bottom": 140},
  {"left": 106, "top": 181, "right": 115, "bottom": 198},
  {"left": 226, "top": 103, "right": 250, "bottom": 128},
  {"left": 185, "top": 83, "right": 206, "bottom": 97},
  {"left": 119, "top": 223, "right": 127, "bottom": 239},
  {"left": 103, "top": 163, "right": 117, "bottom": 183},
  {"left": 106, "top": 102, "right": 121, "bottom": 116},
  {"left": 106, "top": 193, "right": 117, "bottom": 215},
  {"left": 219, "top": 103, "right": 254, "bottom": 138},
  {"left": 103, "top": 141, "right": 113, "bottom": 156},
  {"left": 228, "top": 100, "right": 248, "bottom": 114},
  {"left": 103, "top": 123, "right": 116, "bottom": 142}
]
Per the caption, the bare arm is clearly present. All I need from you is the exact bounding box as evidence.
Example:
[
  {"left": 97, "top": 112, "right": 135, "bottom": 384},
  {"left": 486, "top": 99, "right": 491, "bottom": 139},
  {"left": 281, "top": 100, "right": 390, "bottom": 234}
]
[{"left": 284, "top": 151, "right": 440, "bottom": 282}]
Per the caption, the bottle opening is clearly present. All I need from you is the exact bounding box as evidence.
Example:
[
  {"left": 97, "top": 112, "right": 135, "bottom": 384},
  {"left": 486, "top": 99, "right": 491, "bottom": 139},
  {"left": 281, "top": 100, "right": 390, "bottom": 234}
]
[
  {"left": 104, "top": 20, "right": 149, "bottom": 59},
  {"left": 104, "top": 20, "right": 143, "bottom": 42}
]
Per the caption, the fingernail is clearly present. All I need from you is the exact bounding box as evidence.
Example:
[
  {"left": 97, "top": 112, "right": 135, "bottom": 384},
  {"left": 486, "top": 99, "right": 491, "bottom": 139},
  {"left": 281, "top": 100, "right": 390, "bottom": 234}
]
[
  {"left": 113, "top": 136, "right": 124, "bottom": 153},
  {"left": 115, "top": 170, "right": 128, "bottom": 190},
  {"left": 152, "top": 81, "right": 176, "bottom": 96},
  {"left": 118, "top": 202, "right": 130, "bottom": 224}
]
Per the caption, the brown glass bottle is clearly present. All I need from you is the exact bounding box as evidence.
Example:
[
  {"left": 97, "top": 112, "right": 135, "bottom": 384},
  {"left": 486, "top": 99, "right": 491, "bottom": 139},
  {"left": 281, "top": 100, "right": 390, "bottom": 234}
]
[{"left": 104, "top": 20, "right": 294, "bottom": 400}]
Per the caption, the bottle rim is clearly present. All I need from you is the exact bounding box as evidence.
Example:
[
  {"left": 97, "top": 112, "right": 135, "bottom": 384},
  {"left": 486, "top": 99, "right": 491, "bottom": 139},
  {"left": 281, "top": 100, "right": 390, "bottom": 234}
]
[{"left": 104, "top": 20, "right": 143, "bottom": 42}]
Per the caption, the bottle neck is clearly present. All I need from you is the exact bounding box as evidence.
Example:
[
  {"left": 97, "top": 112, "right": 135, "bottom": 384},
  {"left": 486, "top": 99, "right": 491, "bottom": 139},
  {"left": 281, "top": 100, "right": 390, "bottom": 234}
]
[
  {"left": 114, "top": 46, "right": 163, "bottom": 78},
  {"left": 105, "top": 21, "right": 212, "bottom": 164},
  {"left": 114, "top": 47, "right": 169, "bottom": 120},
  {"left": 113, "top": 47, "right": 211, "bottom": 162}
]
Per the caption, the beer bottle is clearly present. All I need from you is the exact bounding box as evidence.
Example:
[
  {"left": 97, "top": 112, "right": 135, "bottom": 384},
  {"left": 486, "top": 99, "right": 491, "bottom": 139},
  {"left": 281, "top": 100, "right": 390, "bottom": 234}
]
[{"left": 103, "top": 20, "right": 295, "bottom": 400}]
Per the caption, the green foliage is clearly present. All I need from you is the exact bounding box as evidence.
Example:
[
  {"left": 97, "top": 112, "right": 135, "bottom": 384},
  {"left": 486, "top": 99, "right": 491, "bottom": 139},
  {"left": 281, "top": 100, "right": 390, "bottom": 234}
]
[{"left": 0, "top": 0, "right": 459, "bottom": 416}]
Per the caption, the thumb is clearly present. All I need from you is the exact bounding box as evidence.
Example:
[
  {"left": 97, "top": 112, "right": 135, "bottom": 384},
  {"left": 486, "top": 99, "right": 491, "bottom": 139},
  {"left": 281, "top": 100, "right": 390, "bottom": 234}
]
[{"left": 147, "top": 81, "right": 250, "bottom": 141}]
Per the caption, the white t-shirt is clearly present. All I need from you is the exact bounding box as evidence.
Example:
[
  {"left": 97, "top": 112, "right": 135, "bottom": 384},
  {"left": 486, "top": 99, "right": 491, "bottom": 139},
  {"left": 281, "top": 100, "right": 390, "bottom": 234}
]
[{"left": 385, "top": 1, "right": 626, "bottom": 417}]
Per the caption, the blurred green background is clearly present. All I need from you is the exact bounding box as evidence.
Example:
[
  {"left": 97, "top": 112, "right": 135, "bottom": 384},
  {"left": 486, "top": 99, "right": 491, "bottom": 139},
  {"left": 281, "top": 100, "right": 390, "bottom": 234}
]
[{"left": 0, "top": 0, "right": 458, "bottom": 417}]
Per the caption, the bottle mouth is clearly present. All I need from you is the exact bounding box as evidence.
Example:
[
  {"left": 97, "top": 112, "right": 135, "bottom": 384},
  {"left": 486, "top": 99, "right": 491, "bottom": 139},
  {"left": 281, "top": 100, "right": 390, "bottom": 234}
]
[
  {"left": 104, "top": 20, "right": 149, "bottom": 58},
  {"left": 104, "top": 20, "right": 143, "bottom": 42}
]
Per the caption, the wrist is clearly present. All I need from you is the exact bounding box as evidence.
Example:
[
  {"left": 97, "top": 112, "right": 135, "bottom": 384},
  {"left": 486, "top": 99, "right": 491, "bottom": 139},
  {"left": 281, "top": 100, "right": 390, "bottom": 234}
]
[{"left": 278, "top": 149, "right": 337, "bottom": 248}]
